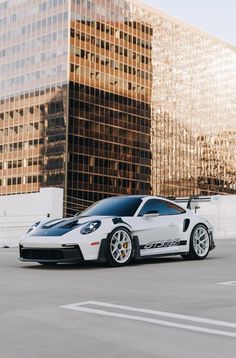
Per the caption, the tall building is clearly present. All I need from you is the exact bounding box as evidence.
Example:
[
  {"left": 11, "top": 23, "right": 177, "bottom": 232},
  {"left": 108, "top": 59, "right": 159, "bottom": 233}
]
[{"left": 0, "top": 0, "right": 236, "bottom": 216}]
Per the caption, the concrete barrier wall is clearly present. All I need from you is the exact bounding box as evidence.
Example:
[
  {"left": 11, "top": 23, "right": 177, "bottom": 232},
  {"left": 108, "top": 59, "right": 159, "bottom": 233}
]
[
  {"left": 195, "top": 195, "right": 236, "bottom": 239},
  {"left": 178, "top": 195, "right": 236, "bottom": 239},
  {"left": 0, "top": 188, "right": 63, "bottom": 247}
]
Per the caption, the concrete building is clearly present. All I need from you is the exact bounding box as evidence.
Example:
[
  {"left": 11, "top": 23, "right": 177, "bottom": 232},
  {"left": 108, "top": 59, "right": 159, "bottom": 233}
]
[{"left": 0, "top": 0, "right": 235, "bottom": 216}]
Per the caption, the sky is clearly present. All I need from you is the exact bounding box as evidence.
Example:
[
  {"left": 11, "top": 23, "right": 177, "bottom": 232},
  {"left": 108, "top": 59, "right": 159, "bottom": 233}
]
[{"left": 143, "top": 0, "right": 235, "bottom": 45}]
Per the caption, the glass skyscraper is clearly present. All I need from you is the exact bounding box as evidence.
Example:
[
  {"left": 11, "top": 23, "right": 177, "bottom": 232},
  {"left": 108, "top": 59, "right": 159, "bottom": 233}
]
[{"left": 0, "top": 0, "right": 235, "bottom": 216}]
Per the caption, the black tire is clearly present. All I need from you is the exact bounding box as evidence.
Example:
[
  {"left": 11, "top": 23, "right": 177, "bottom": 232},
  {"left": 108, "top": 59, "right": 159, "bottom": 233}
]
[
  {"left": 106, "top": 227, "right": 134, "bottom": 267},
  {"left": 181, "top": 224, "right": 210, "bottom": 260}
]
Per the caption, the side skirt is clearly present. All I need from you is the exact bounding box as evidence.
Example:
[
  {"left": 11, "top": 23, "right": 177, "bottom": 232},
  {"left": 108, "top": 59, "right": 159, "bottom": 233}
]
[
  {"left": 136, "top": 252, "right": 190, "bottom": 260},
  {"left": 133, "top": 236, "right": 188, "bottom": 260}
]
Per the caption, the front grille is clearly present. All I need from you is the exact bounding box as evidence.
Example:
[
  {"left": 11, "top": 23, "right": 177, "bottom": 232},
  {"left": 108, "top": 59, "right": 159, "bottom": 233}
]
[
  {"left": 20, "top": 246, "right": 84, "bottom": 262},
  {"left": 21, "top": 249, "right": 64, "bottom": 260}
]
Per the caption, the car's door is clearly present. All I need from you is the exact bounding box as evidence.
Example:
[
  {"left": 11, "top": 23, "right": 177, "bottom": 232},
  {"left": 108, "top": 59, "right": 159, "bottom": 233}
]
[{"left": 135, "top": 199, "right": 186, "bottom": 256}]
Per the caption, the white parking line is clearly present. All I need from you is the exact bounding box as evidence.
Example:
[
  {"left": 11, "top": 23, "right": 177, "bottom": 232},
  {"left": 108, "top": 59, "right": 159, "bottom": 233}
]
[
  {"left": 61, "top": 301, "right": 236, "bottom": 338},
  {"left": 218, "top": 281, "right": 236, "bottom": 286}
]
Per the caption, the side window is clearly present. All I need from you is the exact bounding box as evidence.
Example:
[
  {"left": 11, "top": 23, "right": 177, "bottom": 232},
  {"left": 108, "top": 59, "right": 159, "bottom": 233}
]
[
  {"left": 138, "top": 199, "right": 186, "bottom": 216},
  {"left": 167, "top": 202, "right": 186, "bottom": 215},
  {"left": 138, "top": 199, "right": 169, "bottom": 216}
]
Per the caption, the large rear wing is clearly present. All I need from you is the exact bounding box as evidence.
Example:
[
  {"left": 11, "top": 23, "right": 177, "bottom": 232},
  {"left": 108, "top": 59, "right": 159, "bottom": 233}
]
[{"left": 168, "top": 196, "right": 212, "bottom": 213}]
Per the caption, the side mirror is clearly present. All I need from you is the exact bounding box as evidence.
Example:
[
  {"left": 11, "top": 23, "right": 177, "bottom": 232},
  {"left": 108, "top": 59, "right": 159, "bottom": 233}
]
[{"left": 143, "top": 210, "right": 160, "bottom": 218}]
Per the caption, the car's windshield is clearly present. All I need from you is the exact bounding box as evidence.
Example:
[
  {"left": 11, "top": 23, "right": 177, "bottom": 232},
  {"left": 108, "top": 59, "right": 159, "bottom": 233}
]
[{"left": 79, "top": 197, "right": 143, "bottom": 217}]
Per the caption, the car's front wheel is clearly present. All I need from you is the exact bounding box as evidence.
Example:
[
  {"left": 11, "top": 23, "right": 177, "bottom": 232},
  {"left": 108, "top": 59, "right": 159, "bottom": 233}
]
[
  {"left": 107, "top": 228, "right": 133, "bottom": 267},
  {"left": 182, "top": 224, "right": 210, "bottom": 260}
]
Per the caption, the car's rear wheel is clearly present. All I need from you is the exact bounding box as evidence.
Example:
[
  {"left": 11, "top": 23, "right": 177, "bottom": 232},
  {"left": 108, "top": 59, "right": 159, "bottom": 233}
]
[
  {"left": 182, "top": 224, "right": 210, "bottom": 260},
  {"left": 107, "top": 228, "right": 133, "bottom": 267}
]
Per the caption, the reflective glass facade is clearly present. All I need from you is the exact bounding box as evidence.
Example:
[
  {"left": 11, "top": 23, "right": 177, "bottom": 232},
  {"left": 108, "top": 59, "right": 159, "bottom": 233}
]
[
  {"left": 0, "top": 0, "right": 69, "bottom": 196},
  {"left": 67, "top": 0, "right": 153, "bottom": 214},
  {"left": 0, "top": 0, "right": 236, "bottom": 216}
]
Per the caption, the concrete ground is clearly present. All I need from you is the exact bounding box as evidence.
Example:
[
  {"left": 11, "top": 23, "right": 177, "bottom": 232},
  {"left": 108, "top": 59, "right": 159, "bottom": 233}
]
[{"left": 0, "top": 240, "right": 236, "bottom": 358}]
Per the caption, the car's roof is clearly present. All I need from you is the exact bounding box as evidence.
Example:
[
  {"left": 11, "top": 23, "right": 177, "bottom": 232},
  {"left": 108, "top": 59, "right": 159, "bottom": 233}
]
[
  {"left": 106, "top": 195, "right": 146, "bottom": 199},
  {"left": 103, "top": 195, "right": 173, "bottom": 201}
]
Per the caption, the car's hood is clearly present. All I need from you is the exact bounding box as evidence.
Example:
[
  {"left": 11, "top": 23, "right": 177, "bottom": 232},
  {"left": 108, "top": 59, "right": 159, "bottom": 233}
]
[
  {"left": 25, "top": 215, "right": 116, "bottom": 238},
  {"left": 61, "top": 215, "right": 118, "bottom": 225},
  {"left": 20, "top": 215, "right": 125, "bottom": 245},
  {"left": 75, "top": 215, "right": 113, "bottom": 223}
]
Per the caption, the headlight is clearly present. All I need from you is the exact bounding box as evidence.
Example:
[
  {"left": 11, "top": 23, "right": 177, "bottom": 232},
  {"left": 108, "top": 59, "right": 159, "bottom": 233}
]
[{"left": 80, "top": 220, "right": 101, "bottom": 235}]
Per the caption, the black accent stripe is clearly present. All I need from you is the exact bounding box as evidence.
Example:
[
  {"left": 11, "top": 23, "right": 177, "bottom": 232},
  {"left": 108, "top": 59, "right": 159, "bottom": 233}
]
[{"left": 112, "top": 217, "right": 131, "bottom": 228}]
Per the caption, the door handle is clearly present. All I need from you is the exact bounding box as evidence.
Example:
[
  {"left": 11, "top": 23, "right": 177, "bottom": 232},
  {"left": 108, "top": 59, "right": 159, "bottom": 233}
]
[{"left": 168, "top": 223, "right": 176, "bottom": 227}]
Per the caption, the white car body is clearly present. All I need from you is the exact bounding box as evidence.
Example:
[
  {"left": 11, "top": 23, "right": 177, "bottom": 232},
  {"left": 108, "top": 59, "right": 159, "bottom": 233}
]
[{"left": 19, "top": 195, "right": 215, "bottom": 265}]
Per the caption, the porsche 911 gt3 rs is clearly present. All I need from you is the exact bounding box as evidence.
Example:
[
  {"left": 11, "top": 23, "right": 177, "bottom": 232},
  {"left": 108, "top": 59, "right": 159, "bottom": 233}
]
[{"left": 19, "top": 195, "right": 215, "bottom": 266}]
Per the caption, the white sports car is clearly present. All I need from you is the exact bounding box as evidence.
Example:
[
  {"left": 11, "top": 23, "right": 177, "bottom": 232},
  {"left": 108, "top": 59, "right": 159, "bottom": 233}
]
[{"left": 19, "top": 195, "right": 215, "bottom": 267}]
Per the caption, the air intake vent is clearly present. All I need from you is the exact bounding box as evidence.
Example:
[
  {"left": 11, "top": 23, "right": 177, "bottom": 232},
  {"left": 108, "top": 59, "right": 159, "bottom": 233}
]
[{"left": 183, "top": 219, "right": 190, "bottom": 232}]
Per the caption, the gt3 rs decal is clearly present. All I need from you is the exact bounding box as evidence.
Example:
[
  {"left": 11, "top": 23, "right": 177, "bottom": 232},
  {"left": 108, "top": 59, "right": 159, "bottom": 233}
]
[{"left": 140, "top": 240, "right": 187, "bottom": 250}]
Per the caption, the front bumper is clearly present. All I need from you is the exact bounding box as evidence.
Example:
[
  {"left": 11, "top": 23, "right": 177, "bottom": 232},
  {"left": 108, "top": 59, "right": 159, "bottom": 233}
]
[{"left": 19, "top": 244, "right": 84, "bottom": 263}]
